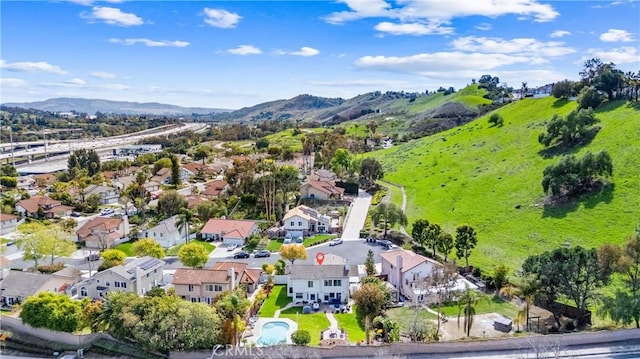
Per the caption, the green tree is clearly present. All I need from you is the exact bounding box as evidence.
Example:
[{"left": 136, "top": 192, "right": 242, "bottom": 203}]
[
  {"left": 170, "top": 154, "right": 181, "bottom": 186},
  {"left": 552, "top": 79, "right": 576, "bottom": 98},
  {"left": 457, "top": 286, "right": 480, "bottom": 337},
  {"left": 16, "top": 222, "right": 75, "bottom": 269},
  {"left": 436, "top": 232, "right": 454, "bottom": 262},
  {"left": 359, "top": 158, "right": 384, "bottom": 189},
  {"left": 101, "top": 249, "right": 126, "bottom": 262},
  {"left": 0, "top": 176, "right": 17, "bottom": 188},
  {"left": 365, "top": 249, "right": 376, "bottom": 275},
  {"left": 455, "top": 225, "right": 477, "bottom": 268},
  {"left": 157, "top": 190, "right": 188, "bottom": 219},
  {"left": 595, "top": 65, "right": 624, "bottom": 101},
  {"left": 291, "top": 329, "right": 311, "bottom": 346},
  {"left": 193, "top": 145, "right": 212, "bottom": 164},
  {"left": 132, "top": 238, "right": 166, "bottom": 258},
  {"left": 541, "top": 150, "right": 613, "bottom": 197},
  {"left": 492, "top": 264, "right": 509, "bottom": 294},
  {"left": 331, "top": 148, "right": 352, "bottom": 176},
  {"left": 411, "top": 219, "right": 430, "bottom": 254},
  {"left": 538, "top": 108, "right": 599, "bottom": 148},
  {"left": 153, "top": 157, "right": 172, "bottom": 174},
  {"left": 20, "top": 292, "right": 82, "bottom": 332},
  {"left": 196, "top": 200, "right": 228, "bottom": 223},
  {"left": 213, "top": 288, "right": 251, "bottom": 346},
  {"left": 256, "top": 137, "right": 270, "bottom": 150},
  {"left": 176, "top": 208, "right": 198, "bottom": 244},
  {"left": 178, "top": 243, "right": 208, "bottom": 268},
  {"left": 488, "top": 113, "right": 504, "bottom": 127},
  {"left": 68, "top": 148, "right": 101, "bottom": 176},
  {"left": 424, "top": 223, "right": 443, "bottom": 258},
  {"left": 372, "top": 203, "right": 407, "bottom": 239},
  {"left": 0, "top": 164, "right": 18, "bottom": 177},
  {"left": 577, "top": 86, "right": 604, "bottom": 109},
  {"left": 353, "top": 282, "right": 386, "bottom": 344},
  {"left": 40, "top": 225, "right": 76, "bottom": 266}
]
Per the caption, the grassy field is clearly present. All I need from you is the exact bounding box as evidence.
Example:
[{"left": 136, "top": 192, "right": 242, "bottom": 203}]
[
  {"left": 333, "top": 305, "right": 366, "bottom": 342},
  {"left": 436, "top": 295, "right": 519, "bottom": 319},
  {"left": 387, "top": 306, "right": 438, "bottom": 333},
  {"left": 266, "top": 234, "right": 337, "bottom": 252},
  {"left": 263, "top": 128, "right": 325, "bottom": 152},
  {"left": 259, "top": 285, "right": 291, "bottom": 318},
  {"left": 393, "top": 84, "right": 491, "bottom": 114},
  {"left": 279, "top": 307, "right": 330, "bottom": 346},
  {"left": 371, "top": 98, "right": 640, "bottom": 271}
]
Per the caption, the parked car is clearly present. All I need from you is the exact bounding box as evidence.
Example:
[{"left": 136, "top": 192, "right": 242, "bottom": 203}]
[
  {"left": 378, "top": 240, "right": 395, "bottom": 249},
  {"left": 226, "top": 244, "right": 239, "bottom": 251},
  {"left": 329, "top": 238, "right": 343, "bottom": 246},
  {"left": 254, "top": 250, "right": 271, "bottom": 258},
  {"left": 86, "top": 253, "right": 101, "bottom": 262},
  {"left": 70, "top": 212, "right": 81, "bottom": 217},
  {"left": 100, "top": 208, "right": 115, "bottom": 216},
  {"left": 284, "top": 233, "right": 293, "bottom": 244},
  {"left": 295, "top": 236, "right": 304, "bottom": 244},
  {"left": 233, "top": 251, "right": 250, "bottom": 259}
]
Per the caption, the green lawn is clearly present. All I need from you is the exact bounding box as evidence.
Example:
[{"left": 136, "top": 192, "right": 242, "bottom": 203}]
[
  {"left": 113, "top": 242, "right": 135, "bottom": 256},
  {"left": 371, "top": 98, "right": 640, "bottom": 271},
  {"left": 266, "top": 234, "right": 337, "bottom": 252},
  {"left": 333, "top": 305, "right": 366, "bottom": 342},
  {"left": 436, "top": 295, "right": 519, "bottom": 319},
  {"left": 259, "top": 285, "right": 291, "bottom": 318},
  {"left": 378, "top": 180, "right": 404, "bottom": 207},
  {"left": 279, "top": 307, "right": 330, "bottom": 346},
  {"left": 387, "top": 306, "right": 438, "bottom": 334},
  {"left": 265, "top": 238, "right": 284, "bottom": 252},
  {"left": 166, "top": 240, "right": 215, "bottom": 256}
]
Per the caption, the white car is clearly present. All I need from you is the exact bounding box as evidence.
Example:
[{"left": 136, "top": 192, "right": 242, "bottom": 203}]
[
  {"left": 329, "top": 238, "right": 343, "bottom": 246},
  {"left": 226, "top": 244, "right": 239, "bottom": 251}
]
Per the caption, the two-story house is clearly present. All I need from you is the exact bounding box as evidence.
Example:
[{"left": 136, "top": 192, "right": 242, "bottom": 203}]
[
  {"left": 287, "top": 264, "right": 350, "bottom": 304},
  {"left": 144, "top": 215, "right": 182, "bottom": 248},
  {"left": 1, "top": 267, "right": 81, "bottom": 309},
  {"left": 73, "top": 256, "right": 164, "bottom": 300},
  {"left": 200, "top": 219, "right": 259, "bottom": 246},
  {"left": 0, "top": 213, "right": 20, "bottom": 235},
  {"left": 15, "top": 195, "right": 74, "bottom": 219},
  {"left": 300, "top": 180, "right": 345, "bottom": 201},
  {"left": 282, "top": 205, "right": 332, "bottom": 238},
  {"left": 77, "top": 216, "right": 128, "bottom": 249},
  {"left": 83, "top": 184, "right": 120, "bottom": 205},
  {"left": 379, "top": 249, "right": 443, "bottom": 304}
]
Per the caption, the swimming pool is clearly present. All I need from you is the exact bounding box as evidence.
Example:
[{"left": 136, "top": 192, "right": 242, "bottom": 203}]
[{"left": 256, "top": 321, "right": 290, "bottom": 346}]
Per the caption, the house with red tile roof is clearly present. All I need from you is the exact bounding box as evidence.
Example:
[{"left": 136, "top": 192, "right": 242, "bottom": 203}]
[
  {"left": 300, "top": 180, "right": 345, "bottom": 200},
  {"left": 182, "top": 162, "right": 216, "bottom": 179},
  {"left": 200, "top": 219, "right": 259, "bottom": 246},
  {"left": 15, "top": 195, "right": 74, "bottom": 219},
  {"left": 33, "top": 173, "right": 57, "bottom": 188},
  {"left": 201, "top": 179, "right": 228, "bottom": 200},
  {"left": 379, "top": 249, "right": 443, "bottom": 304},
  {"left": 77, "top": 216, "right": 128, "bottom": 249}
]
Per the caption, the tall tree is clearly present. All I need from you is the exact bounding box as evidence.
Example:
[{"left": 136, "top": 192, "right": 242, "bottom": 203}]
[
  {"left": 425, "top": 223, "right": 443, "bottom": 258},
  {"left": 365, "top": 249, "right": 376, "bottom": 276},
  {"left": 20, "top": 292, "right": 82, "bottom": 332},
  {"left": 331, "top": 148, "right": 352, "bottom": 176},
  {"left": 157, "top": 190, "right": 188, "bottom": 219},
  {"left": 16, "top": 222, "right": 75, "bottom": 269},
  {"left": 455, "top": 225, "right": 477, "bottom": 268},
  {"left": 213, "top": 288, "right": 251, "bottom": 346},
  {"left": 279, "top": 244, "right": 308, "bottom": 265},
  {"left": 372, "top": 203, "right": 407, "bottom": 239},
  {"left": 457, "top": 286, "right": 480, "bottom": 337},
  {"left": 178, "top": 243, "right": 209, "bottom": 268},
  {"left": 170, "top": 154, "right": 181, "bottom": 186},
  {"left": 359, "top": 158, "right": 384, "bottom": 189},
  {"left": 176, "top": 208, "right": 198, "bottom": 244},
  {"left": 538, "top": 108, "right": 599, "bottom": 148},
  {"left": 542, "top": 150, "right": 613, "bottom": 197},
  {"left": 436, "top": 232, "right": 454, "bottom": 262},
  {"left": 353, "top": 282, "right": 386, "bottom": 344},
  {"left": 411, "top": 219, "right": 430, "bottom": 254},
  {"left": 132, "top": 238, "right": 166, "bottom": 258}
]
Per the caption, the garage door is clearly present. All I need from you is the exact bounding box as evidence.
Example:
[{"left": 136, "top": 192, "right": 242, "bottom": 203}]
[{"left": 223, "top": 237, "right": 244, "bottom": 246}]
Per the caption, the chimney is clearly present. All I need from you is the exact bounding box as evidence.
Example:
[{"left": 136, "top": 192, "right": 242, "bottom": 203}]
[
  {"left": 229, "top": 268, "right": 236, "bottom": 290},
  {"left": 344, "top": 260, "right": 349, "bottom": 273},
  {"left": 396, "top": 255, "right": 403, "bottom": 286},
  {"left": 135, "top": 266, "right": 144, "bottom": 295}
]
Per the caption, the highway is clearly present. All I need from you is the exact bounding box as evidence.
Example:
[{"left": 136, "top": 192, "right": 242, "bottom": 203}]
[{"left": 0, "top": 122, "right": 207, "bottom": 161}]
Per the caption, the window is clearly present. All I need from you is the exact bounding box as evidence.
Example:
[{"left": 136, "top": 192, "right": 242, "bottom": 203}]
[
  {"left": 333, "top": 280, "right": 341, "bottom": 287},
  {"left": 146, "top": 273, "right": 149, "bottom": 278},
  {"left": 80, "top": 287, "right": 87, "bottom": 297},
  {"left": 324, "top": 295, "right": 329, "bottom": 301},
  {"left": 188, "top": 284, "right": 194, "bottom": 292},
  {"left": 308, "top": 281, "right": 314, "bottom": 288},
  {"left": 298, "top": 221, "right": 302, "bottom": 227},
  {"left": 330, "top": 293, "right": 335, "bottom": 298},
  {"left": 205, "top": 297, "right": 213, "bottom": 305},
  {"left": 296, "top": 293, "right": 303, "bottom": 299},
  {"left": 290, "top": 221, "right": 294, "bottom": 227},
  {"left": 191, "top": 297, "right": 198, "bottom": 303},
  {"left": 205, "top": 284, "right": 214, "bottom": 291},
  {"left": 106, "top": 282, "right": 110, "bottom": 287},
  {"left": 289, "top": 287, "right": 293, "bottom": 294},
  {"left": 122, "top": 282, "right": 127, "bottom": 289},
  {"left": 310, "top": 294, "right": 316, "bottom": 301},
  {"left": 324, "top": 280, "right": 331, "bottom": 287},
  {"left": 214, "top": 285, "right": 223, "bottom": 291}
]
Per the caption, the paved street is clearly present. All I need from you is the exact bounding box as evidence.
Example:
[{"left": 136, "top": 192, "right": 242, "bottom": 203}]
[{"left": 342, "top": 190, "right": 372, "bottom": 241}]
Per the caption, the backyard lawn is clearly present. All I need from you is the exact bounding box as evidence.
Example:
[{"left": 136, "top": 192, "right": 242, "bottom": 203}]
[
  {"left": 387, "top": 306, "right": 438, "bottom": 334},
  {"left": 259, "top": 285, "right": 291, "bottom": 318},
  {"left": 333, "top": 305, "right": 366, "bottom": 342},
  {"left": 279, "top": 307, "right": 330, "bottom": 346},
  {"left": 436, "top": 295, "right": 519, "bottom": 319}
]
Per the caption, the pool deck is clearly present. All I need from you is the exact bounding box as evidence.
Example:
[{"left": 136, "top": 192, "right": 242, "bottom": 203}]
[{"left": 245, "top": 317, "right": 298, "bottom": 347}]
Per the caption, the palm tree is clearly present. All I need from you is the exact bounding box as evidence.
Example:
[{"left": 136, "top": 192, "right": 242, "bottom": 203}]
[
  {"left": 176, "top": 208, "right": 198, "bottom": 244},
  {"left": 499, "top": 275, "right": 538, "bottom": 332},
  {"left": 457, "top": 286, "right": 480, "bottom": 337}
]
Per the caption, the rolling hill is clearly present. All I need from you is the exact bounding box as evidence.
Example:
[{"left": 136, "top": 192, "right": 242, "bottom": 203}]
[{"left": 371, "top": 97, "right": 640, "bottom": 271}]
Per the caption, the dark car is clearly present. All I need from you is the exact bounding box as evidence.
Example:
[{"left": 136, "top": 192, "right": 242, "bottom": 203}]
[
  {"left": 86, "top": 253, "right": 100, "bottom": 261},
  {"left": 233, "top": 251, "right": 250, "bottom": 259},
  {"left": 254, "top": 250, "right": 271, "bottom": 258}
]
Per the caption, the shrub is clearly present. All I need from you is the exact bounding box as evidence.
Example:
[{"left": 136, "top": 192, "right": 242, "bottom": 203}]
[
  {"left": 291, "top": 329, "right": 311, "bottom": 346},
  {"left": 577, "top": 86, "right": 604, "bottom": 109},
  {"left": 488, "top": 113, "right": 504, "bottom": 127},
  {"left": 0, "top": 176, "right": 17, "bottom": 188},
  {"left": 37, "top": 262, "right": 65, "bottom": 274}
]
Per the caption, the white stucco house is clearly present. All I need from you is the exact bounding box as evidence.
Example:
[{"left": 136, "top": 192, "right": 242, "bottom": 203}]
[
  {"left": 0, "top": 213, "right": 20, "bottom": 235},
  {"left": 144, "top": 215, "right": 183, "bottom": 248},
  {"left": 282, "top": 205, "right": 332, "bottom": 238},
  {"left": 379, "top": 249, "right": 443, "bottom": 304},
  {"left": 200, "top": 219, "right": 260, "bottom": 246},
  {"left": 287, "top": 264, "right": 350, "bottom": 304}
]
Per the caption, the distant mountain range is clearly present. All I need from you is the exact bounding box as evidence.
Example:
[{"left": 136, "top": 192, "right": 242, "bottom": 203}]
[{"left": 2, "top": 98, "right": 229, "bottom": 116}]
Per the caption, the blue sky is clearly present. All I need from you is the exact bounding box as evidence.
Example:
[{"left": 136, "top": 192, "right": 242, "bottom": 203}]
[{"left": 1, "top": 0, "right": 639, "bottom": 109}]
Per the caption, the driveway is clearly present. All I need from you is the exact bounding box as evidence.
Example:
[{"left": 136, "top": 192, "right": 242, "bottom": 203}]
[{"left": 341, "top": 190, "right": 372, "bottom": 241}]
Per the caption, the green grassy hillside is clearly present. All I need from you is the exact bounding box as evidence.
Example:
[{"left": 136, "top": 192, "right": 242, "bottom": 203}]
[
  {"left": 396, "top": 84, "right": 492, "bottom": 114},
  {"left": 372, "top": 97, "right": 640, "bottom": 270}
]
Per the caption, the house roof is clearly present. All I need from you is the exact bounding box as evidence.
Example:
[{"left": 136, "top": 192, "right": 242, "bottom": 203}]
[
  {"left": 211, "top": 261, "right": 248, "bottom": 276},
  {"left": 186, "top": 195, "right": 205, "bottom": 209},
  {"left": 16, "top": 196, "right": 62, "bottom": 214},
  {"left": 77, "top": 217, "right": 123, "bottom": 238},
  {"left": 301, "top": 180, "right": 345, "bottom": 196},
  {"left": 201, "top": 180, "right": 228, "bottom": 197},
  {"left": 83, "top": 184, "right": 117, "bottom": 195},
  {"left": 283, "top": 205, "right": 330, "bottom": 223},
  {"left": 43, "top": 205, "right": 75, "bottom": 214},
  {"left": 172, "top": 268, "right": 230, "bottom": 285},
  {"left": 108, "top": 257, "right": 164, "bottom": 280},
  {"left": 379, "top": 249, "right": 440, "bottom": 273},
  {"left": 151, "top": 168, "right": 171, "bottom": 182},
  {"left": 290, "top": 264, "right": 348, "bottom": 280},
  {"left": 102, "top": 171, "right": 118, "bottom": 180},
  {"left": 200, "top": 219, "right": 257, "bottom": 239},
  {"left": 33, "top": 173, "right": 57, "bottom": 185},
  {"left": 146, "top": 215, "right": 179, "bottom": 235},
  {"left": 1, "top": 271, "right": 52, "bottom": 297},
  {"left": 240, "top": 268, "right": 262, "bottom": 285},
  {"left": 183, "top": 162, "right": 215, "bottom": 175},
  {"left": 308, "top": 169, "right": 337, "bottom": 181},
  {"left": 0, "top": 213, "right": 18, "bottom": 221}
]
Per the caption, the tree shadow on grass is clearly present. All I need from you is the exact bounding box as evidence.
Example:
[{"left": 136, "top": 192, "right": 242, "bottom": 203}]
[
  {"left": 538, "top": 126, "right": 601, "bottom": 159},
  {"left": 542, "top": 182, "right": 614, "bottom": 219},
  {"left": 552, "top": 98, "right": 569, "bottom": 108}
]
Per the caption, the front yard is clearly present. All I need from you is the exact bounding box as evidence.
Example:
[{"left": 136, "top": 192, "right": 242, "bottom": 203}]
[
  {"left": 166, "top": 240, "right": 215, "bottom": 256},
  {"left": 265, "top": 234, "right": 338, "bottom": 252}
]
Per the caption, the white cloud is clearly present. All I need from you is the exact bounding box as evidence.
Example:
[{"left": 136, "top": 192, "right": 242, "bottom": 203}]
[
  {"left": 325, "top": 0, "right": 558, "bottom": 28},
  {"left": 81, "top": 6, "right": 144, "bottom": 26},
  {"left": 226, "top": 45, "right": 262, "bottom": 55},
  {"left": 109, "top": 38, "right": 189, "bottom": 47},
  {"left": 550, "top": 30, "right": 571, "bottom": 38},
  {"left": 91, "top": 71, "right": 116, "bottom": 79},
  {"left": 0, "top": 60, "right": 68, "bottom": 75},
  {"left": 203, "top": 8, "right": 241, "bottom": 28},
  {"left": 64, "top": 78, "right": 87, "bottom": 86},
  {"left": 476, "top": 23, "right": 492, "bottom": 31},
  {"left": 451, "top": 36, "right": 575, "bottom": 57},
  {"left": 275, "top": 47, "right": 320, "bottom": 57},
  {"left": 374, "top": 21, "right": 454, "bottom": 36},
  {"left": 585, "top": 47, "right": 639, "bottom": 64},
  {"left": 600, "top": 29, "right": 635, "bottom": 42},
  {"left": 355, "top": 51, "right": 531, "bottom": 75},
  {"left": 0, "top": 78, "right": 28, "bottom": 87}
]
